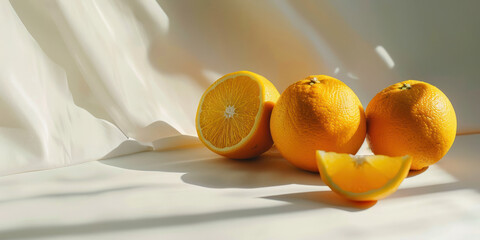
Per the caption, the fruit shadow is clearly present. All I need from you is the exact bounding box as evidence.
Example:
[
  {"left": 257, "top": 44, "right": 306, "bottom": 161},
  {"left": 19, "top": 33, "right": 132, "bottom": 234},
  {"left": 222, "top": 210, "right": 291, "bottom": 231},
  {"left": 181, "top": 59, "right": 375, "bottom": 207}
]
[
  {"left": 0, "top": 193, "right": 372, "bottom": 240},
  {"left": 101, "top": 146, "right": 378, "bottom": 211},
  {"left": 391, "top": 134, "right": 480, "bottom": 199},
  {"left": 101, "top": 146, "right": 323, "bottom": 189},
  {"left": 407, "top": 167, "right": 429, "bottom": 178},
  {"left": 262, "top": 191, "right": 376, "bottom": 212}
]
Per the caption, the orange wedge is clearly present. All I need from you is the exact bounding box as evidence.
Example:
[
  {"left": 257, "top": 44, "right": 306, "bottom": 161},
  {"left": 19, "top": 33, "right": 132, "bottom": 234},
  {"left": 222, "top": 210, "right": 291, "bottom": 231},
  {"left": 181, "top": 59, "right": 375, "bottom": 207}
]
[
  {"left": 196, "top": 71, "right": 279, "bottom": 159},
  {"left": 316, "top": 151, "right": 412, "bottom": 201}
]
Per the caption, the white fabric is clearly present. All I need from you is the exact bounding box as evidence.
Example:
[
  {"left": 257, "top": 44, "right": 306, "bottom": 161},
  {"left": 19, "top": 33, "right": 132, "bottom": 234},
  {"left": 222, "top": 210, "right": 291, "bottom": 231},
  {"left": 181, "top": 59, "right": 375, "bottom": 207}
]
[
  {"left": 0, "top": 134, "right": 479, "bottom": 239},
  {"left": 1, "top": 0, "right": 479, "bottom": 176}
]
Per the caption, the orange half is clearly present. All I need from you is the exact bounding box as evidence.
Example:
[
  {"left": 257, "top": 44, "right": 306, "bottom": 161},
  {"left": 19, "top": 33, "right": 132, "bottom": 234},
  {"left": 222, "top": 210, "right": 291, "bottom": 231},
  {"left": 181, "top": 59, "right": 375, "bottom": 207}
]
[
  {"left": 316, "top": 151, "right": 412, "bottom": 201},
  {"left": 196, "top": 71, "right": 279, "bottom": 159}
]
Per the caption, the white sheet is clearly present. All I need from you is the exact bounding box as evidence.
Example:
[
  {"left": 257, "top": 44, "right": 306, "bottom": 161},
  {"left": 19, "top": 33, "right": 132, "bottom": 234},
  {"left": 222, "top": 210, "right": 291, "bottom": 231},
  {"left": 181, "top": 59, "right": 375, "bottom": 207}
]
[
  {"left": 0, "top": 134, "right": 478, "bottom": 239},
  {"left": 1, "top": 0, "right": 479, "bottom": 176}
]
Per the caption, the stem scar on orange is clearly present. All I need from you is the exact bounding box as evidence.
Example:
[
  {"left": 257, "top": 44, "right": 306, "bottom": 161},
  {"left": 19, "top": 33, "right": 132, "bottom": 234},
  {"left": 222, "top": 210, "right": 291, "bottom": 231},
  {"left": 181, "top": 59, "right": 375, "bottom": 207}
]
[
  {"left": 270, "top": 75, "right": 367, "bottom": 172},
  {"left": 195, "top": 71, "right": 279, "bottom": 159},
  {"left": 366, "top": 80, "right": 457, "bottom": 170}
]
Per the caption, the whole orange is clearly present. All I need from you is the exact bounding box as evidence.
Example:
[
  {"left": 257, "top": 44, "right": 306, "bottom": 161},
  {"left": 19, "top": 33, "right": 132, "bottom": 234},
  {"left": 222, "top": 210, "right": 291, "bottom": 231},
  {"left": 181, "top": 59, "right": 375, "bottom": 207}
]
[
  {"left": 270, "top": 75, "right": 366, "bottom": 172},
  {"left": 366, "top": 80, "right": 457, "bottom": 170}
]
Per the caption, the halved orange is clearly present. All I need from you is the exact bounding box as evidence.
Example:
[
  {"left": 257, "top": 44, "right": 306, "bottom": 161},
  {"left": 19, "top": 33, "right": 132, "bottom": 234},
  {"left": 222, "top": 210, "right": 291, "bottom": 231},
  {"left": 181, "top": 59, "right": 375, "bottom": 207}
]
[
  {"left": 196, "top": 71, "right": 279, "bottom": 159},
  {"left": 316, "top": 151, "right": 412, "bottom": 201}
]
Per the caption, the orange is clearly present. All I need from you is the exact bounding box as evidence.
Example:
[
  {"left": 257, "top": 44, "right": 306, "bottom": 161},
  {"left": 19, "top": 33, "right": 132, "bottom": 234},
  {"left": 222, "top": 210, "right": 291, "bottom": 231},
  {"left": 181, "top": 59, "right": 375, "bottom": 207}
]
[
  {"left": 316, "top": 151, "right": 412, "bottom": 201},
  {"left": 195, "top": 71, "right": 279, "bottom": 159},
  {"left": 270, "top": 75, "right": 366, "bottom": 172},
  {"left": 366, "top": 80, "right": 457, "bottom": 170}
]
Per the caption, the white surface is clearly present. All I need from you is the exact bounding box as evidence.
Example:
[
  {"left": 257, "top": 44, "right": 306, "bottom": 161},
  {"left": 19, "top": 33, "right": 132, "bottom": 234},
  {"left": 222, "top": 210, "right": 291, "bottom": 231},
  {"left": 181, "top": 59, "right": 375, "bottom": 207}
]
[
  {"left": 1, "top": 0, "right": 480, "bottom": 175},
  {"left": 0, "top": 134, "right": 478, "bottom": 240}
]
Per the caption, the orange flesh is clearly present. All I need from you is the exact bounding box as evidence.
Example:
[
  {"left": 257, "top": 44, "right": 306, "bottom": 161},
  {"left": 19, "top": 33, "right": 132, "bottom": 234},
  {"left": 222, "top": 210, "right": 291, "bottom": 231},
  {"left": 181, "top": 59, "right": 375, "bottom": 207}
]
[
  {"left": 323, "top": 154, "right": 403, "bottom": 193},
  {"left": 198, "top": 75, "right": 260, "bottom": 149}
]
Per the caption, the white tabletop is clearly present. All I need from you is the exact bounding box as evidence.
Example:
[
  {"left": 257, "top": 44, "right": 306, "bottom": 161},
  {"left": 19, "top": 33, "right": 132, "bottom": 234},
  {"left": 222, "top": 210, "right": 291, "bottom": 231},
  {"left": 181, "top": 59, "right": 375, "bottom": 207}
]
[{"left": 1, "top": 134, "right": 479, "bottom": 240}]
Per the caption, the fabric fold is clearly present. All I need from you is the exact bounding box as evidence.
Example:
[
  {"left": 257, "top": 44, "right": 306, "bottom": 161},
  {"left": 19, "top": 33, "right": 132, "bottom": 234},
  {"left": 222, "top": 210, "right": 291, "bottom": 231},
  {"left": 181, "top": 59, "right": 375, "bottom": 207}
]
[{"left": 1, "top": 0, "right": 479, "bottom": 176}]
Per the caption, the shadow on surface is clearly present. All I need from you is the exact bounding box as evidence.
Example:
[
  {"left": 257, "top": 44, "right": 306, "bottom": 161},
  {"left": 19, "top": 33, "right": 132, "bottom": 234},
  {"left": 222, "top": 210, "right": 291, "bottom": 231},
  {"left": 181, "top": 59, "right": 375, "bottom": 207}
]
[
  {"left": 392, "top": 182, "right": 466, "bottom": 199},
  {"left": 0, "top": 190, "right": 368, "bottom": 240},
  {"left": 94, "top": 135, "right": 480, "bottom": 240},
  {"left": 0, "top": 185, "right": 159, "bottom": 205},
  {"left": 101, "top": 147, "right": 323, "bottom": 189},
  {"left": 434, "top": 134, "right": 480, "bottom": 193},
  {"left": 263, "top": 191, "right": 376, "bottom": 212},
  {"left": 102, "top": 134, "right": 480, "bottom": 193},
  {"left": 392, "top": 134, "right": 480, "bottom": 198}
]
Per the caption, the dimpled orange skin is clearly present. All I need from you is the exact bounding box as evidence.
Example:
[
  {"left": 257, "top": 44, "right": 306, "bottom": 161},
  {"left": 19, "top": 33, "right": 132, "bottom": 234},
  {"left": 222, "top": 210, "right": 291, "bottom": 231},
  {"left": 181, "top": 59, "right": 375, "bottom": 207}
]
[
  {"left": 270, "top": 75, "right": 367, "bottom": 172},
  {"left": 366, "top": 80, "right": 457, "bottom": 170}
]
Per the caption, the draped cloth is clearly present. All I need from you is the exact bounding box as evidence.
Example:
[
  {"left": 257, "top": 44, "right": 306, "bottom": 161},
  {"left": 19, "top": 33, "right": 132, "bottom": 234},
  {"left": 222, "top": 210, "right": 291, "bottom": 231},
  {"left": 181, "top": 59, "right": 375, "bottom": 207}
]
[{"left": 1, "top": 0, "right": 479, "bottom": 176}]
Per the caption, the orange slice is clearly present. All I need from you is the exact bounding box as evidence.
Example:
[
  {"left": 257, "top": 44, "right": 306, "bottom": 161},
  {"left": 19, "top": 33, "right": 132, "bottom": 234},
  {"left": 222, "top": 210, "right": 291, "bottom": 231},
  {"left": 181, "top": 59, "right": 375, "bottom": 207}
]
[
  {"left": 316, "top": 151, "right": 412, "bottom": 201},
  {"left": 196, "top": 71, "right": 279, "bottom": 159}
]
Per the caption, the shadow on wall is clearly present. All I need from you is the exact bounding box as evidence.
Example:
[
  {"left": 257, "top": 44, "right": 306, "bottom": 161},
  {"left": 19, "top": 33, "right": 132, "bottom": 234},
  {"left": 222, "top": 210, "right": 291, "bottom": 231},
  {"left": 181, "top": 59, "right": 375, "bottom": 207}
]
[
  {"left": 9, "top": 0, "right": 115, "bottom": 123},
  {"left": 122, "top": 0, "right": 214, "bottom": 90},
  {"left": 153, "top": 0, "right": 328, "bottom": 92}
]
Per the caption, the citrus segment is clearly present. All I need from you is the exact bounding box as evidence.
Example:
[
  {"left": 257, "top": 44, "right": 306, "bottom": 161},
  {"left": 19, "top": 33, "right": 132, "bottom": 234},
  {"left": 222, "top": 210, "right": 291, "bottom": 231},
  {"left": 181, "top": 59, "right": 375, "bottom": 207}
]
[
  {"left": 316, "top": 151, "right": 412, "bottom": 201},
  {"left": 196, "top": 71, "right": 279, "bottom": 159}
]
